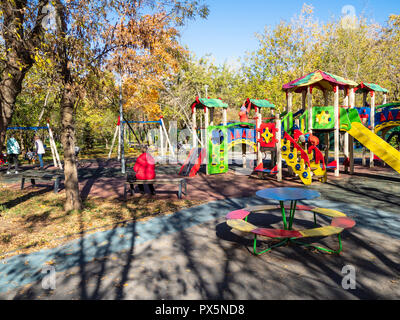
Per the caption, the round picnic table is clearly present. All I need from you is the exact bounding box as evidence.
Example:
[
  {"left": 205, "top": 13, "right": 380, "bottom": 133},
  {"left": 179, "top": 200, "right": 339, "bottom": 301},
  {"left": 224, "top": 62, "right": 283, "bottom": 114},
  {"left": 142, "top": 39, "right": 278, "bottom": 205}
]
[{"left": 256, "top": 187, "right": 321, "bottom": 230}]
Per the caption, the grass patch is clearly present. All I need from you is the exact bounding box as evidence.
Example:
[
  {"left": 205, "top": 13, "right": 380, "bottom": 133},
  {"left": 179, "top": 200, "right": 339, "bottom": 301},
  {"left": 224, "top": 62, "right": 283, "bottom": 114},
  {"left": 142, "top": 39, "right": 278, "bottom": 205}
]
[{"left": 0, "top": 186, "right": 204, "bottom": 259}]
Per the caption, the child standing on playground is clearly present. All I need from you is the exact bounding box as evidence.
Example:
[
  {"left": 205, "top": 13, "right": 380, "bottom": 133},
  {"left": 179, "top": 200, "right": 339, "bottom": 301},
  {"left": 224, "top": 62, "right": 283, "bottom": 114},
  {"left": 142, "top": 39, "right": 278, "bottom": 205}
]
[
  {"left": 132, "top": 145, "right": 156, "bottom": 195},
  {"left": 6, "top": 135, "right": 20, "bottom": 174},
  {"left": 238, "top": 102, "right": 252, "bottom": 127},
  {"left": 34, "top": 135, "right": 46, "bottom": 170},
  {"left": 26, "top": 148, "right": 37, "bottom": 164}
]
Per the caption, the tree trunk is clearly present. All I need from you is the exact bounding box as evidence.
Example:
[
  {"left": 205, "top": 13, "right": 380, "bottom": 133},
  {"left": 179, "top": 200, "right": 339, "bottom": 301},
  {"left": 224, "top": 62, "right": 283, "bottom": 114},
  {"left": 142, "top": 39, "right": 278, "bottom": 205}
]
[
  {"left": 60, "top": 83, "right": 83, "bottom": 211},
  {"left": 53, "top": 0, "right": 82, "bottom": 212},
  {"left": 0, "top": 0, "right": 47, "bottom": 151},
  {"left": 0, "top": 65, "right": 28, "bottom": 151}
]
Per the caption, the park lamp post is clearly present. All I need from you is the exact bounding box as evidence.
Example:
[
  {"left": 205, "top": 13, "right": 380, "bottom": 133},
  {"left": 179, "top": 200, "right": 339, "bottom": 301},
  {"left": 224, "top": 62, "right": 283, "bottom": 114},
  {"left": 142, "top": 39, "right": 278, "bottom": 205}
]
[{"left": 204, "top": 84, "right": 209, "bottom": 98}]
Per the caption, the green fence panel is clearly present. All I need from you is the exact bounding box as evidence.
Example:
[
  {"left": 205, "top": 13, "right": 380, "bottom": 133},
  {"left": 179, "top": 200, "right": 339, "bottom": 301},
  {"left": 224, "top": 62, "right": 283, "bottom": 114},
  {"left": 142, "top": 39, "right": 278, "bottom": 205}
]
[
  {"left": 312, "top": 106, "right": 335, "bottom": 130},
  {"left": 207, "top": 125, "right": 228, "bottom": 175}
]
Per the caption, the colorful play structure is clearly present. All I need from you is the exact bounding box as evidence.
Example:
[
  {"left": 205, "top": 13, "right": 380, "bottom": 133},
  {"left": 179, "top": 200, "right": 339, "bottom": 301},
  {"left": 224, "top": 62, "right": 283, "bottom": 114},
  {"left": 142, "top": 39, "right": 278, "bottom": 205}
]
[
  {"left": 180, "top": 70, "right": 400, "bottom": 185},
  {"left": 181, "top": 97, "right": 278, "bottom": 177}
]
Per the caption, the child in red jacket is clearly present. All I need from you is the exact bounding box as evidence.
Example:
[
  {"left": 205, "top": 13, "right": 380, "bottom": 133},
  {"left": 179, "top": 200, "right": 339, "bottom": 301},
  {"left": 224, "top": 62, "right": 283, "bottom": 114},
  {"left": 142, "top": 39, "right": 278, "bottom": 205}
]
[
  {"left": 238, "top": 102, "right": 251, "bottom": 127},
  {"left": 133, "top": 145, "right": 156, "bottom": 195}
]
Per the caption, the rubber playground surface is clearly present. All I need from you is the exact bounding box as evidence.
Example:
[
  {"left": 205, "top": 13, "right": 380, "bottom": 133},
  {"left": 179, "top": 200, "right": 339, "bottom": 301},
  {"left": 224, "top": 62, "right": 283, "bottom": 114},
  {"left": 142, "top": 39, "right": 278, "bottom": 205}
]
[{"left": 0, "top": 158, "right": 400, "bottom": 299}]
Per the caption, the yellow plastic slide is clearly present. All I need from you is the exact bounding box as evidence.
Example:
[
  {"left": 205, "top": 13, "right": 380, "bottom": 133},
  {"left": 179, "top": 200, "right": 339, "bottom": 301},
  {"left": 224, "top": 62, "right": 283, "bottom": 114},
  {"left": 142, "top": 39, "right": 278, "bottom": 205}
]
[{"left": 346, "top": 122, "right": 400, "bottom": 174}]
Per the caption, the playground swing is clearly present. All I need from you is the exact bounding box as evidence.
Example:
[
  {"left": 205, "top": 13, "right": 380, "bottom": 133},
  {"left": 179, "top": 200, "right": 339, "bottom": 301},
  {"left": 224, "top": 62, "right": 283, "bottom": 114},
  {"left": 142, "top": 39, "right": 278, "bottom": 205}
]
[
  {"left": 5, "top": 122, "right": 63, "bottom": 169},
  {"left": 108, "top": 116, "right": 174, "bottom": 160}
]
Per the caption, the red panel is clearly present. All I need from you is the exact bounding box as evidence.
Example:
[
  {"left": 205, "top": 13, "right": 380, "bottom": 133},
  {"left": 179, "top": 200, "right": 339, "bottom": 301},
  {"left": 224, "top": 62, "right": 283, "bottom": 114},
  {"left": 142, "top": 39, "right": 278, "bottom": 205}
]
[
  {"left": 259, "top": 123, "right": 277, "bottom": 148},
  {"left": 331, "top": 217, "right": 356, "bottom": 229},
  {"left": 327, "top": 160, "right": 337, "bottom": 168},
  {"left": 308, "top": 145, "right": 326, "bottom": 170},
  {"left": 251, "top": 228, "right": 302, "bottom": 238},
  {"left": 226, "top": 209, "right": 251, "bottom": 220}
]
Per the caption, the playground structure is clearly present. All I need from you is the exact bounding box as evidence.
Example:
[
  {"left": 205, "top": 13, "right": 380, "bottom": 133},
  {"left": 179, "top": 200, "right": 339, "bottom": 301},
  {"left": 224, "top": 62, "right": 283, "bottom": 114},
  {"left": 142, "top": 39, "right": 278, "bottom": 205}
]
[
  {"left": 282, "top": 72, "right": 400, "bottom": 177},
  {"left": 184, "top": 97, "right": 278, "bottom": 177},
  {"left": 5, "top": 122, "right": 62, "bottom": 169},
  {"left": 184, "top": 95, "right": 329, "bottom": 185},
  {"left": 180, "top": 70, "right": 400, "bottom": 185},
  {"left": 374, "top": 102, "right": 400, "bottom": 148},
  {"left": 108, "top": 116, "right": 173, "bottom": 160}
]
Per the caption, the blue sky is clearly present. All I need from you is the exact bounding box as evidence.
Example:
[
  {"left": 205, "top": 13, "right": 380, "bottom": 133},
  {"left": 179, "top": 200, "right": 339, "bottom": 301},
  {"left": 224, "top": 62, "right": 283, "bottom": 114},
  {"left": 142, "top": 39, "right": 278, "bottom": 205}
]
[{"left": 179, "top": 0, "right": 399, "bottom": 67}]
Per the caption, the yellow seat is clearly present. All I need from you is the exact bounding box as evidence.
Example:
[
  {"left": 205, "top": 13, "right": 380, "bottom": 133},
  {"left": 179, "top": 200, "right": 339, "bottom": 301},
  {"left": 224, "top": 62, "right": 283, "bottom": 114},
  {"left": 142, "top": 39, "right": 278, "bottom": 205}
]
[
  {"left": 227, "top": 219, "right": 257, "bottom": 233},
  {"left": 244, "top": 205, "right": 278, "bottom": 212},
  {"left": 299, "top": 226, "right": 343, "bottom": 238},
  {"left": 311, "top": 208, "right": 347, "bottom": 218}
]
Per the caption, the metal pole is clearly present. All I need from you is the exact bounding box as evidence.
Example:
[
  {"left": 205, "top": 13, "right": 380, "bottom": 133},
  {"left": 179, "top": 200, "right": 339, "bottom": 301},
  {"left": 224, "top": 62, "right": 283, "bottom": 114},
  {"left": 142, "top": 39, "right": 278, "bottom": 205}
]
[
  {"left": 276, "top": 114, "right": 282, "bottom": 182},
  {"left": 108, "top": 125, "right": 119, "bottom": 159},
  {"left": 119, "top": 66, "right": 125, "bottom": 174}
]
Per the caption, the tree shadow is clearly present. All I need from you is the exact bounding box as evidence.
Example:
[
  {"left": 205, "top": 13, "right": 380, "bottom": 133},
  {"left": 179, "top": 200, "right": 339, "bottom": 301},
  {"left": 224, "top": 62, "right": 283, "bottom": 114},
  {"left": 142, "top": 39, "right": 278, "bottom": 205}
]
[
  {"left": 1, "top": 168, "right": 400, "bottom": 300},
  {"left": 0, "top": 187, "right": 53, "bottom": 210}
]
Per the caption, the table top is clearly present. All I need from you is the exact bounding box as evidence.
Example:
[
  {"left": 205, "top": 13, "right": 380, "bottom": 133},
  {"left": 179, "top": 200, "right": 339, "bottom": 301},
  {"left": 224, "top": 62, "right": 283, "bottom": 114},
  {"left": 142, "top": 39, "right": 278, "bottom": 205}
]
[{"left": 256, "top": 187, "right": 321, "bottom": 201}]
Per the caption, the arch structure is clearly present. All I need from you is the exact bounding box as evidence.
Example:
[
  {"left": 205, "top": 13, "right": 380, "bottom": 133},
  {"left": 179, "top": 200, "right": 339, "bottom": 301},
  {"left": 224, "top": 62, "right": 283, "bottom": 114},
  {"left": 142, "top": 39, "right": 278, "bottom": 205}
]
[
  {"left": 374, "top": 102, "right": 400, "bottom": 134},
  {"left": 227, "top": 123, "right": 257, "bottom": 152}
]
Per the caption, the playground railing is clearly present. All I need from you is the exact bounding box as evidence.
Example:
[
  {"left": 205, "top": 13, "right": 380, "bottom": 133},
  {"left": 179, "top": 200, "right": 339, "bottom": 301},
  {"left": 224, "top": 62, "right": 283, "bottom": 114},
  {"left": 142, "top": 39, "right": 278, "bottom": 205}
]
[
  {"left": 281, "top": 112, "right": 293, "bottom": 134},
  {"left": 298, "top": 111, "right": 308, "bottom": 133}
]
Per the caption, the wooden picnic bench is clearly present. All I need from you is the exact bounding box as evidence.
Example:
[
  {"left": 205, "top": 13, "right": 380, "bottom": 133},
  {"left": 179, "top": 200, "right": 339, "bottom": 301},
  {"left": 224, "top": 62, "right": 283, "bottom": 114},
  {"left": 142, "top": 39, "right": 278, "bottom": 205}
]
[
  {"left": 124, "top": 177, "right": 187, "bottom": 200},
  {"left": 21, "top": 171, "right": 64, "bottom": 194}
]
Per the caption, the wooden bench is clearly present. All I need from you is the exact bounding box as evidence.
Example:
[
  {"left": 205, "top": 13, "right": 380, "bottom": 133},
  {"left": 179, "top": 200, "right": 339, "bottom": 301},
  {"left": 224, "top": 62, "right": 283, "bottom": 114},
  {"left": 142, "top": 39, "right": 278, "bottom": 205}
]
[
  {"left": 124, "top": 177, "right": 187, "bottom": 200},
  {"left": 21, "top": 171, "right": 64, "bottom": 194}
]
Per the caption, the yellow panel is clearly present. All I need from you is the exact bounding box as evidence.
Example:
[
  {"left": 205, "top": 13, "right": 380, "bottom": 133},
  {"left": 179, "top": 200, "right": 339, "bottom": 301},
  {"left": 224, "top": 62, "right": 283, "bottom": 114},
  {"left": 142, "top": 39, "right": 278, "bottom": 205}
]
[
  {"left": 281, "top": 139, "right": 312, "bottom": 185},
  {"left": 244, "top": 205, "right": 279, "bottom": 212},
  {"left": 311, "top": 208, "right": 347, "bottom": 218},
  {"left": 347, "top": 122, "right": 400, "bottom": 174},
  {"left": 227, "top": 219, "right": 257, "bottom": 233},
  {"left": 299, "top": 226, "right": 343, "bottom": 237}
]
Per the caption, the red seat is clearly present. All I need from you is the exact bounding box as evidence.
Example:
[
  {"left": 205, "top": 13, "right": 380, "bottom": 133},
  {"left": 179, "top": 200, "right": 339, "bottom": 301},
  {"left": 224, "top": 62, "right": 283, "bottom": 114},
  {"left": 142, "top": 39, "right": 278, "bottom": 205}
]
[
  {"left": 251, "top": 228, "right": 303, "bottom": 238},
  {"left": 226, "top": 209, "right": 250, "bottom": 220},
  {"left": 331, "top": 217, "right": 356, "bottom": 229}
]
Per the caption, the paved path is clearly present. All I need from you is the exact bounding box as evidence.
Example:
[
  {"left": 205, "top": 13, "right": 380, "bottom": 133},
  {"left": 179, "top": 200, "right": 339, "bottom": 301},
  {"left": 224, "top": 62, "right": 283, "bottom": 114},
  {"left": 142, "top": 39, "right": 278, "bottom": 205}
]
[{"left": 0, "top": 193, "right": 399, "bottom": 299}]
